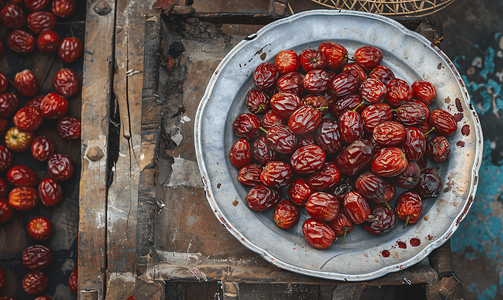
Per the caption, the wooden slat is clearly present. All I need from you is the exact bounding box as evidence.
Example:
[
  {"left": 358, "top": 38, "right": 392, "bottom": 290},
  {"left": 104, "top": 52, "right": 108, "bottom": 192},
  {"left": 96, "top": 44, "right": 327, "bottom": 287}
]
[
  {"left": 79, "top": 0, "right": 116, "bottom": 298},
  {"left": 429, "top": 240, "right": 454, "bottom": 278},
  {"left": 143, "top": 263, "right": 438, "bottom": 286},
  {"left": 136, "top": 10, "right": 163, "bottom": 278},
  {"left": 105, "top": 0, "right": 147, "bottom": 298}
]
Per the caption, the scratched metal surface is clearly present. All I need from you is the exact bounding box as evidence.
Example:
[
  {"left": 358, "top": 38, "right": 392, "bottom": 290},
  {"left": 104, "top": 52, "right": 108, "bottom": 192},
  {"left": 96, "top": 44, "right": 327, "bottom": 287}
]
[{"left": 194, "top": 10, "right": 483, "bottom": 281}]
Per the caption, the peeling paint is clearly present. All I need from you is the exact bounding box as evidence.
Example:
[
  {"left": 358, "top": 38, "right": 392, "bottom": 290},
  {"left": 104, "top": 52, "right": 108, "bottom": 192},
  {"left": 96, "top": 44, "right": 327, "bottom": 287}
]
[
  {"left": 180, "top": 115, "right": 191, "bottom": 123},
  {"left": 450, "top": 30, "right": 503, "bottom": 299},
  {"left": 109, "top": 272, "right": 136, "bottom": 282},
  {"left": 171, "top": 131, "right": 183, "bottom": 145},
  {"left": 166, "top": 156, "right": 204, "bottom": 188},
  {"left": 95, "top": 210, "right": 106, "bottom": 229},
  {"left": 156, "top": 250, "right": 203, "bottom": 264}
]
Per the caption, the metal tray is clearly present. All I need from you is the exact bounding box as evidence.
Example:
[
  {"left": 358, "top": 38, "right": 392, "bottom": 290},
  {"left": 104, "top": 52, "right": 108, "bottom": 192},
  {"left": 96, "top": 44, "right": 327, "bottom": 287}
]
[{"left": 194, "top": 10, "right": 483, "bottom": 281}]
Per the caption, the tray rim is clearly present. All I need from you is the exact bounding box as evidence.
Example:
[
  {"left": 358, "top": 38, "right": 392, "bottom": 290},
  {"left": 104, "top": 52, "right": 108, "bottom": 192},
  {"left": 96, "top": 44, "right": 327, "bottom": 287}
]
[{"left": 194, "top": 9, "right": 483, "bottom": 281}]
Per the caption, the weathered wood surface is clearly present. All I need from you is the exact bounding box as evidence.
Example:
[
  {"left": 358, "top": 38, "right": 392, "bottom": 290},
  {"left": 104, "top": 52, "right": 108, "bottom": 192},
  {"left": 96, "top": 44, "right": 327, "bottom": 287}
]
[
  {"left": 133, "top": 16, "right": 448, "bottom": 298},
  {"left": 79, "top": 0, "right": 116, "bottom": 298},
  {"left": 144, "top": 263, "right": 438, "bottom": 286},
  {"left": 425, "top": 276, "right": 464, "bottom": 300},
  {"left": 428, "top": 240, "right": 454, "bottom": 278},
  {"left": 105, "top": 0, "right": 150, "bottom": 297},
  {"left": 135, "top": 9, "right": 164, "bottom": 297}
]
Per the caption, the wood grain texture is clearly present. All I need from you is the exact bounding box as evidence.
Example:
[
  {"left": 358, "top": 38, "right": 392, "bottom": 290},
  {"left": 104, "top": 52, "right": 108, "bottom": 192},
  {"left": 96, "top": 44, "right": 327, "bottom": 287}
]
[
  {"left": 133, "top": 14, "right": 458, "bottom": 299},
  {"left": 425, "top": 276, "right": 464, "bottom": 300},
  {"left": 105, "top": 0, "right": 146, "bottom": 297},
  {"left": 429, "top": 240, "right": 454, "bottom": 278},
  {"left": 79, "top": 0, "right": 116, "bottom": 298},
  {"left": 142, "top": 263, "right": 438, "bottom": 286},
  {"left": 136, "top": 10, "right": 162, "bottom": 278}
]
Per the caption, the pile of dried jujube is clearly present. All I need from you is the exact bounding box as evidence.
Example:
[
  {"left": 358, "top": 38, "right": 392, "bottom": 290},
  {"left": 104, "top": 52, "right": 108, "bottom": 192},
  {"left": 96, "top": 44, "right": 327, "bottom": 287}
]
[
  {"left": 0, "top": 0, "right": 81, "bottom": 297},
  {"left": 229, "top": 41, "right": 456, "bottom": 250}
]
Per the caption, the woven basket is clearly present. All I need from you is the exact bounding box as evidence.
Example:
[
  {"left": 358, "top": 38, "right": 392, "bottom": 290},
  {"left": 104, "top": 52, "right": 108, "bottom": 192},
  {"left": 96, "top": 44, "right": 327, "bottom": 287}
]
[{"left": 311, "top": 0, "right": 455, "bottom": 17}]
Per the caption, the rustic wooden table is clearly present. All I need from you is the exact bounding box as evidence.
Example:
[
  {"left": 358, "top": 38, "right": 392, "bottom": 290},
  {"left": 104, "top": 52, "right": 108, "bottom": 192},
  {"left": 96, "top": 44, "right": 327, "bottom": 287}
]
[
  {"left": 76, "top": 1, "right": 462, "bottom": 300},
  {"left": 78, "top": 0, "right": 152, "bottom": 299}
]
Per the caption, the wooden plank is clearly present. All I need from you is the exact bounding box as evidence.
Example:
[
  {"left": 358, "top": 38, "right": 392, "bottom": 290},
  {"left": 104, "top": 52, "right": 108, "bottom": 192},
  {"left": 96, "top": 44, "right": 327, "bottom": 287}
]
[
  {"left": 429, "top": 240, "right": 454, "bottom": 278},
  {"left": 105, "top": 0, "right": 148, "bottom": 298},
  {"left": 142, "top": 263, "right": 438, "bottom": 286},
  {"left": 136, "top": 10, "right": 163, "bottom": 278},
  {"left": 79, "top": 0, "right": 116, "bottom": 298},
  {"left": 425, "top": 276, "right": 464, "bottom": 300}
]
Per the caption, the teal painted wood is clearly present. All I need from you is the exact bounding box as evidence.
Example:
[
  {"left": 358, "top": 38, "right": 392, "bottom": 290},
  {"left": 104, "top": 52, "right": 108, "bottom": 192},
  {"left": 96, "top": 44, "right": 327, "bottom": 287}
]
[{"left": 433, "top": 0, "right": 503, "bottom": 299}]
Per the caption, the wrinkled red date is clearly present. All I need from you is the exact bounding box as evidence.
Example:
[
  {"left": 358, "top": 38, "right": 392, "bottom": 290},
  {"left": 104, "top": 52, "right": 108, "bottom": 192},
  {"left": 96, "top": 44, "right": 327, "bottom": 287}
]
[
  {"left": 246, "top": 89, "right": 270, "bottom": 114},
  {"left": 373, "top": 121, "right": 406, "bottom": 146},
  {"left": 246, "top": 185, "right": 280, "bottom": 212},
  {"left": 299, "top": 48, "right": 326, "bottom": 72},
  {"left": 318, "top": 42, "right": 348, "bottom": 70},
  {"left": 288, "top": 178, "right": 313, "bottom": 206},
  {"left": 329, "top": 212, "right": 353, "bottom": 236},
  {"left": 329, "top": 70, "right": 361, "bottom": 97},
  {"left": 276, "top": 72, "right": 304, "bottom": 95},
  {"left": 369, "top": 65, "right": 395, "bottom": 85},
  {"left": 290, "top": 145, "right": 325, "bottom": 174},
  {"left": 306, "top": 192, "right": 340, "bottom": 222},
  {"left": 429, "top": 109, "right": 458, "bottom": 136},
  {"left": 412, "top": 80, "right": 436, "bottom": 106},
  {"left": 401, "top": 127, "right": 426, "bottom": 161},
  {"left": 302, "top": 218, "right": 336, "bottom": 249},
  {"left": 394, "top": 161, "right": 421, "bottom": 190},
  {"left": 275, "top": 50, "right": 299, "bottom": 74},
  {"left": 364, "top": 204, "right": 396, "bottom": 235},
  {"left": 371, "top": 146, "right": 408, "bottom": 177},
  {"left": 22, "top": 245, "right": 55, "bottom": 270},
  {"left": 330, "top": 93, "right": 364, "bottom": 118},
  {"left": 315, "top": 118, "right": 342, "bottom": 154},
  {"left": 361, "top": 103, "right": 393, "bottom": 132},
  {"left": 47, "top": 154, "right": 75, "bottom": 181},
  {"left": 230, "top": 139, "right": 252, "bottom": 169},
  {"left": 342, "top": 63, "right": 366, "bottom": 82},
  {"left": 270, "top": 92, "right": 302, "bottom": 119},
  {"left": 338, "top": 110, "right": 364, "bottom": 144},
  {"left": 302, "top": 94, "right": 329, "bottom": 115},
  {"left": 306, "top": 162, "right": 341, "bottom": 191},
  {"left": 252, "top": 136, "right": 276, "bottom": 165},
  {"left": 260, "top": 161, "right": 293, "bottom": 189},
  {"left": 343, "top": 191, "right": 370, "bottom": 224},
  {"left": 273, "top": 199, "right": 300, "bottom": 229},
  {"left": 355, "top": 171, "right": 386, "bottom": 200},
  {"left": 354, "top": 46, "right": 382, "bottom": 70},
  {"left": 385, "top": 78, "right": 413, "bottom": 107},
  {"left": 38, "top": 178, "right": 63, "bottom": 206},
  {"left": 264, "top": 125, "right": 298, "bottom": 155},
  {"left": 233, "top": 113, "right": 261, "bottom": 139},
  {"left": 253, "top": 62, "right": 279, "bottom": 90},
  {"left": 260, "top": 110, "right": 285, "bottom": 130},
  {"left": 396, "top": 101, "right": 430, "bottom": 126},
  {"left": 395, "top": 191, "right": 423, "bottom": 226},
  {"left": 427, "top": 135, "right": 451, "bottom": 162},
  {"left": 336, "top": 139, "right": 373, "bottom": 176},
  {"left": 413, "top": 168, "right": 442, "bottom": 198},
  {"left": 238, "top": 164, "right": 262, "bottom": 186},
  {"left": 288, "top": 105, "right": 321, "bottom": 135},
  {"left": 359, "top": 78, "right": 386, "bottom": 104},
  {"left": 303, "top": 69, "right": 331, "bottom": 94}
]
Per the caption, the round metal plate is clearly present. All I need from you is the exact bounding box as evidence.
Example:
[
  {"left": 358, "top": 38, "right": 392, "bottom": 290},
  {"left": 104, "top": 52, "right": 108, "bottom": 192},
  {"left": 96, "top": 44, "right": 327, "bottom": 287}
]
[{"left": 194, "top": 10, "right": 483, "bottom": 281}]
